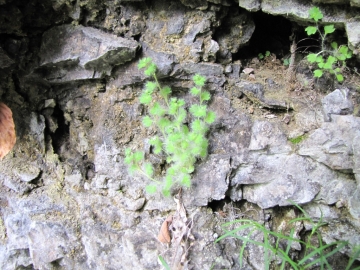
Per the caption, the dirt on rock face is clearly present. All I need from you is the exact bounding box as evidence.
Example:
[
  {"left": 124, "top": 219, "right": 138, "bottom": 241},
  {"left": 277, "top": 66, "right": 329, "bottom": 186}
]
[{"left": 1, "top": 0, "right": 360, "bottom": 269}]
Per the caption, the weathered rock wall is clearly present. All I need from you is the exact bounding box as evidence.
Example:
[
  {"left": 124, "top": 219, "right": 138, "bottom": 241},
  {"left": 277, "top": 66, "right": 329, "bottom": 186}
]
[{"left": 0, "top": 0, "right": 360, "bottom": 269}]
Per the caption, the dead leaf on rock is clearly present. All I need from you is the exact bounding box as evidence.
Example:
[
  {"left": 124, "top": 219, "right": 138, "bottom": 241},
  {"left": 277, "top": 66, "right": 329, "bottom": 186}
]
[
  {"left": 158, "top": 215, "right": 172, "bottom": 243},
  {"left": 0, "top": 103, "right": 16, "bottom": 160}
]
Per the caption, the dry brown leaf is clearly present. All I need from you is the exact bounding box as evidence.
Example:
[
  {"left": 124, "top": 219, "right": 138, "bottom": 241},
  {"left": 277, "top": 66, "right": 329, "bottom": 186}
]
[
  {"left": 0, "top": 102, "right": 16, "bottom": 160},
  {"left": 158, "top": 215, "right": 172, "bottom": 243}
]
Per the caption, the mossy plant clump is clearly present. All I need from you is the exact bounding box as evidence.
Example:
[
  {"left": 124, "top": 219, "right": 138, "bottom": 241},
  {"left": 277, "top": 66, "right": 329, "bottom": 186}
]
[{"left": 125, "top": 58, "right": 215, "bottom": 196}]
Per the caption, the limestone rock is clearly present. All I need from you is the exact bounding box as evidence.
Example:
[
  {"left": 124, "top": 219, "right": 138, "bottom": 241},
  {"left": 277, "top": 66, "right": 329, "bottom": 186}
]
[
  {"left": 216, "top": 9, "right": 255, "bottom": 64},
  {"left": 322, "top": 88, "right": 354, "bottom": 121},
  {"left": 248, "top": 120, "right": 292, "bottom": 154},
  {"left": 299, "top": 115, "right": 360, "bottom": 174},
  {"left": 183, "top": 155, "right": 231, "bottom": 206},
  {"left": 235, "top": 80, "right": 289, "bottom": 110},
  {"left": 13, "top": 164, "right": 41, "bottom": 182},
  {"left": 39, "top": 24, "right": 139, "bottom": 83},
  {"left": 28, "top": 222, "right": 69, "bottom": 269}
]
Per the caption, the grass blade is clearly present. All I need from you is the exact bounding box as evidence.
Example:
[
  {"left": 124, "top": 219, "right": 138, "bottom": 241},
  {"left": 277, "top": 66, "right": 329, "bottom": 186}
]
[
  {"left": 158, "top": 255, "right": 171, "bottom": 270},
  {"left": 346, "top": 246, "right": 360, "bottom": 270}
]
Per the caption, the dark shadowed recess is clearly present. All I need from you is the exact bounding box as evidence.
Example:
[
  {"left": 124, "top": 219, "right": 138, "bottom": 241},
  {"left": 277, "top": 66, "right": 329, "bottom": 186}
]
[{"left": 234, "top": 11, "right": 293, "bottom": 60}]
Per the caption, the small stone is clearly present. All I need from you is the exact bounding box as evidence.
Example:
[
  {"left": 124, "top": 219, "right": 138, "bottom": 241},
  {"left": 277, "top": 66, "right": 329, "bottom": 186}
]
[
  {"left": 224, "top": 65, "right": 232, "bottom": 73},
  {"left": 248, "top": 106, "right": 254, "bottom": 114},
  {"left": 243, "top": 67, "right": 254, "bottom": 74},
  {"left": 44, "top": 99, "right": 56, "bottom": 108},
  {"left": 13, "top": 165, "right": 41, "bottom": 182},
  {"left": 322, "top": 88, "right": 353, "bottom": 122}
]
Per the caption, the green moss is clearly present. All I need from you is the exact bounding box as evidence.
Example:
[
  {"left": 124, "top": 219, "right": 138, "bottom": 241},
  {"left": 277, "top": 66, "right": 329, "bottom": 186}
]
[{"left": 289, "top": 134, "right": 306, "bottom": 144}]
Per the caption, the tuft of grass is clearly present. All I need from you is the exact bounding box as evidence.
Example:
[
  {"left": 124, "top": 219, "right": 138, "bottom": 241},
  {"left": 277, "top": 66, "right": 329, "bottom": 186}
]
[{"left": 215, "top": 201, "right": 360, "bottom": 270}]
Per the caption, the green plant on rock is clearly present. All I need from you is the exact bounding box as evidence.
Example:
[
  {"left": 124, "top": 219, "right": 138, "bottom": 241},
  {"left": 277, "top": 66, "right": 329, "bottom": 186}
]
[
  {"left": 258, "top": 50, "right": 271, "bottom": 60},
  {"left": 125, "top": 57, "right": 216, "bottom": 196},
  {"left": 305, "top": 7, "right": 352, "bottom": 82}
]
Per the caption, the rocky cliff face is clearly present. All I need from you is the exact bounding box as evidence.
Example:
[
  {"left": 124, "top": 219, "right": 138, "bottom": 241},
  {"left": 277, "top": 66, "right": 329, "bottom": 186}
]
[{"left": 0, "top": 0, "right": 360, "bottom": 269}]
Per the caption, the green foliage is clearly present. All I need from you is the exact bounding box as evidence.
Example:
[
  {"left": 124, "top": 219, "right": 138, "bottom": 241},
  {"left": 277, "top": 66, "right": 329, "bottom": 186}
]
[
  {"left": 289, "top": 134, "right": 306, "bottom": 144},
  {"left": 216, "top": 201, "right": 360, "bottom": 269},
  {"left": 283, "top": 58, "right": 290, "bottom": 66},
  {"left": 158, "top": 255, "right": 171, "bottom": 270},
  {"left": 308, "top": 6, "right": 323, "bottom": 22},
  {"left": 258, "top": 50, "right": 271, "bottom": 60},
  {"left": 305, "top": 7, "right": 352, "bottom": 82},
  {"left": 125, "top": 58, "right": 215, "bottom": 196}
]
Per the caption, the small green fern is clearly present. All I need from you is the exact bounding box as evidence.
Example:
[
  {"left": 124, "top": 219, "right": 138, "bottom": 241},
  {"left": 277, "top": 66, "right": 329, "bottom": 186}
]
[{"left": 125, "top": 57, "right": 215, "bottom": 196}]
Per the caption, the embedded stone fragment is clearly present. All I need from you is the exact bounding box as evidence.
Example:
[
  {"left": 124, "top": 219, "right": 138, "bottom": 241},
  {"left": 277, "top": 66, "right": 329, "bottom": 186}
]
[
  {"left": 299, "top": 115, "right": 360, "bottom": 174},
  {"left": 237, "top": 153, "right": 356, "bottom": 209},
  {"left": 28, "top": 222, "right": 69, "bottom": 269},
  {"left": 322, "top": 88, "right": 353, "bottom": 122},
  {"left": 13, "top": 164, "right": 41, "bottom": 182},
  {"left": 183, "top": 155, "right": 231, "bottom": 206},
  {"left": 39, "top": 24, "right": 139, "bottom": 82},
  {"left": 235, "top": 81, "right": 289, "bottom": 110}
]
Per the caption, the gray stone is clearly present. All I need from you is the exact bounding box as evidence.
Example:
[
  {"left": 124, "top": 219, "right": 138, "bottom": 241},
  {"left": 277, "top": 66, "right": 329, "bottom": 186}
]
[
  {"left": 238, "top": 0, "right": 261, "bottom": 11},
  {"left": 235, "top": 80, "right": 289, "bottom": 110},
  {"left": 349, "top": 187, "right": 360, "bottom": 219},
  {"left": 320, "top": 221, "right": 360, "bottom": 259},
  {"left": 239, "top": 154, "right": 319, "bottom": 206},
  {"left": 0, "top": 248, "right": 33, "bottom": 270},
  {"left": 117, "top": 196, "right": 146, "bottom": 211},
  {"left": 303, "top": 203, "right": 340, "bottom": 221},
  {"left": 183, "top": 155, "right": 231, "bottom": 206},
  {"left": 140, "top": 43, "right": 176, "bottom": 77},
  {"left": 248, "top": 121, "right": 292, "bottom": 154},
  {"left": 39, "top": 24, "right": 139, "bottom": 82},
  {"left": 345, "top": 21, "right": 360, "bottom": 59},
  {"left": 10, "top": 195, "right": 66, "bottom": 215},
  {"left": 299, "top": 115, "right": 360, "bottom": 173},
  {"left": 322, "top": 88, "right": 354, "bottom": 122},
  {"left": 44, "top": 99, "right": 56, "bottom": 108},
  {"left": 64, "top": 173, "right": 82, "bottom": 188},
  {"left": 13, "top": 164, "right": 41, "bottom": 182},
  {"left": 5, "top": 213, "right": 31, "bottom": 250},
  {"left": 203, "top": 39, "right": 220, "bottom": 62},
  {"left": 28, "top": 222, "right": 69, "bottom": 269},
  {"left": 165, "top": 13, "right": 185, "bottom": 35},
  {"left": 141, "top": 3, "right": 217, "bottom": 63},
  {"left": 216, "top": 10, "right": 255, "bottom": 64},
  {"left": 180, "top": 0, "right": 208, "bottom": 10},
  {"left": 173, "top": 62, "right": 225, "bottom": 86},
  {"left": 29, "top": 112, "right": 46, "bottom": 153}
]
